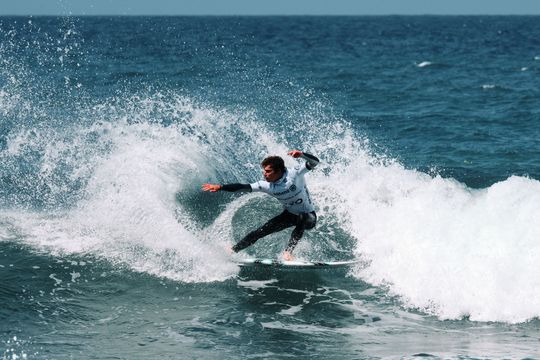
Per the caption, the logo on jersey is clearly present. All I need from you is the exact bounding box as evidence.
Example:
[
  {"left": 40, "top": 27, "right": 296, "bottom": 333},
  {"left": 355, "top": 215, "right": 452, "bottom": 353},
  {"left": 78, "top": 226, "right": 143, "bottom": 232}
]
[{"left": 289, "top": 184, "right": 297, "bottom": 192}]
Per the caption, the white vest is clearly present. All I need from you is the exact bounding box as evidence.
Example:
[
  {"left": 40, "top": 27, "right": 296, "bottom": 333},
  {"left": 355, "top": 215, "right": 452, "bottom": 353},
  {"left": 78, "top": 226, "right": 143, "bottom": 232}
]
[{"left": 250, "top": 163, "right": 314, "bottom": 215}]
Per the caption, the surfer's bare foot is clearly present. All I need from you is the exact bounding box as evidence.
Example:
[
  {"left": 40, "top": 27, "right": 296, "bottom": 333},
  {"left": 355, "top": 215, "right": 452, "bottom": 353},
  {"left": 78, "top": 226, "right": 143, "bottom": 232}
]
[
  {"left": 282, "top": 251, "right": 293, "bottom": 261},
  {"left": 226, "top": 245, "right": 234, "bottom": 255}
]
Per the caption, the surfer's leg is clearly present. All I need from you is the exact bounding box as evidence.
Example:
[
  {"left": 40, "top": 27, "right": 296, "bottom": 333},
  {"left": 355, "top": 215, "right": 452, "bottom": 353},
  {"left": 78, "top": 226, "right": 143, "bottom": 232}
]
[
  {"left": 232, "top": 211, "right": 297, "bottom": 252},
  {"left": 285, "top": 212, "right": 317, "bottom": 252}
]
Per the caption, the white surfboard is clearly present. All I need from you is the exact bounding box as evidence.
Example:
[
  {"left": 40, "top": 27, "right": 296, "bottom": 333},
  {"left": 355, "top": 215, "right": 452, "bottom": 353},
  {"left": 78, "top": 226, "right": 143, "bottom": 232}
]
[{"left": 237, "top": 258, "right": 359, "bottom": 268}]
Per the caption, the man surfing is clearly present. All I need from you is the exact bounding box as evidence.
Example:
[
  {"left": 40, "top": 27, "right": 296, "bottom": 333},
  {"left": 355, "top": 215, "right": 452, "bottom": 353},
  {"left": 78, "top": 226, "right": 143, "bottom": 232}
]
[{"left": 202, "top": 150, "right": 319, "bottom": 261}]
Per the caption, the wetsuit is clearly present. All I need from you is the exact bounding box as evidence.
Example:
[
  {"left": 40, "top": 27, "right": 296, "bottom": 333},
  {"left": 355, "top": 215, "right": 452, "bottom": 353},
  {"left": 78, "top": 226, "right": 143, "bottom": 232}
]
[{"left": 221, "top": 153, "right": 319, "bottom": 253}]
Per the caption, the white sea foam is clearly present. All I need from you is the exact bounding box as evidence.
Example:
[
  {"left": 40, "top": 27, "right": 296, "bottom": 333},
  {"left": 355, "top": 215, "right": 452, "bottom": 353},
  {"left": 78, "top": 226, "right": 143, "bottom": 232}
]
[
  {"left": 1, "top": 95, "right": 270, "bottom": 282},
  {"left": 417, "top": 61, "right": 433, "bottom": 68},
  {"left": 330, "top": 152, "right": 540, "bottom": 323}
]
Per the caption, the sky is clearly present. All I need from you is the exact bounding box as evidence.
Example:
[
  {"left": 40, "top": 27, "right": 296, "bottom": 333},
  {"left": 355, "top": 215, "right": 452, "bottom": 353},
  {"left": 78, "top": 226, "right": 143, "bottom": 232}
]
[{"left": 1, "top": 0, "right": 540, "bottom": 16}]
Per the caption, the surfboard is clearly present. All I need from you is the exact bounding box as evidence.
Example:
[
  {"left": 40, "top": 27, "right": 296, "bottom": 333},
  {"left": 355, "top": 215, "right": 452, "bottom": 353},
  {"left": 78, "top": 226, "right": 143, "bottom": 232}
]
[{"left": 237, "top": 258, "right": 359, "bottom": 268}]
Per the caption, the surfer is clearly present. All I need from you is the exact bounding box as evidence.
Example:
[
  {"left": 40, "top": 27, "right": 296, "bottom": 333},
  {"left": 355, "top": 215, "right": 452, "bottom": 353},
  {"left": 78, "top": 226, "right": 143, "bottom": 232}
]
[{"left": 202, "top": 150, "right": 319, "bottom": 261}]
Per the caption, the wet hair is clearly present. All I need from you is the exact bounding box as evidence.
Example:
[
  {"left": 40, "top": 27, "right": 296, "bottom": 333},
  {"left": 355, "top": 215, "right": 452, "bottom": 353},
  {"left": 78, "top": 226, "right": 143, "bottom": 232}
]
[{"left": 261, "top": 156, "right": 285, "bottom": 173}]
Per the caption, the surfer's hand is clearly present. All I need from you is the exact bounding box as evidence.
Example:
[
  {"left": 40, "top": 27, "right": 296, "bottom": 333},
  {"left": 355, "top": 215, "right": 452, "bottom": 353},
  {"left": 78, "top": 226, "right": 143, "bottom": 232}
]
[
  {"left": 287, "top": 150, "right": 303, "bottom": 158},
  {"left": 202, "top": 184, "right": 221, "bottom": 192},
  {"left": 282, "top": 251, "right": 294, "bottom": 261}
]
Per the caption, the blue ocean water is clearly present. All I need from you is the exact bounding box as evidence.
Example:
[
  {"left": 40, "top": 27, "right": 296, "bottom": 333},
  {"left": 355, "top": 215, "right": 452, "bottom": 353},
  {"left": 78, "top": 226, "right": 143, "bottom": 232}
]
[{"left": 1, "top": 16, "right": 540, "bottom": 359}]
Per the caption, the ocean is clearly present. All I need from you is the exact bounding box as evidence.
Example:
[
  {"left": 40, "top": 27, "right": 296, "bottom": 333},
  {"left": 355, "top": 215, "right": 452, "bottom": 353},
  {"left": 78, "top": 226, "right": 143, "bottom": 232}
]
[{"left": 1, "top": 15, "right": 540, "bottom": 359}]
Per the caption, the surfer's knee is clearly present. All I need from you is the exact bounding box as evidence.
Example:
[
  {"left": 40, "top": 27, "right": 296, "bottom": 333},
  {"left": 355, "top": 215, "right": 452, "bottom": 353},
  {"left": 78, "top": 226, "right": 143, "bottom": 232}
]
[{"left": 299, "top": 212, "right": 317, "bottom": 230}]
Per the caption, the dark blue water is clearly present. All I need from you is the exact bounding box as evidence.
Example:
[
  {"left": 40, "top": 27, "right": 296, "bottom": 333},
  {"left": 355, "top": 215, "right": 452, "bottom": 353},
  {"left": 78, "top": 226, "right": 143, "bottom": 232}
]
[{"left": 1, "top": 16, "right": 540, "bottom": 359}]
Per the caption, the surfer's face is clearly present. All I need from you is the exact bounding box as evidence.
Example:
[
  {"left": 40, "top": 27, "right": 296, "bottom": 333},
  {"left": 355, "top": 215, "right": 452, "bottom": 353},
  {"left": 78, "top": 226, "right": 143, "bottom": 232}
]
[{"left": 263, "top": 165, "right": 283, "bottom": 183}]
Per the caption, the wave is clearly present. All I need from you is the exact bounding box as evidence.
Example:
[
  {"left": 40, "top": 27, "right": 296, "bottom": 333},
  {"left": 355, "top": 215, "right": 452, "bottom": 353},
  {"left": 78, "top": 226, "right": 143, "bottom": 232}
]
[
  {"left": 2, "top": 87, "right": 540, "bottom": 323},
  {"left": 2, "top": 20, "right": 540, "bottom": 322}
]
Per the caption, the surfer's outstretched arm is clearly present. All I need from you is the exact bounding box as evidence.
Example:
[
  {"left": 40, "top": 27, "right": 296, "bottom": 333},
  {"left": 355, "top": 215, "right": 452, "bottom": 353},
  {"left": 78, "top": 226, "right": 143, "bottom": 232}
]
[
  {"left": 287, "top": 150, "right": 320, "bottom": 170},
  {"left": 201, "top": 183, "right": 251, "bottom": 192}
]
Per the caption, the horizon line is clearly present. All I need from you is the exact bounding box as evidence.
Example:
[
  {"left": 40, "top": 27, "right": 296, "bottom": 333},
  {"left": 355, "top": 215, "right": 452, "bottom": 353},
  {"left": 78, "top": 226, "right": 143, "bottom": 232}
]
[{"left": 1, "top": 13, "right": 540, "bottom": 17}]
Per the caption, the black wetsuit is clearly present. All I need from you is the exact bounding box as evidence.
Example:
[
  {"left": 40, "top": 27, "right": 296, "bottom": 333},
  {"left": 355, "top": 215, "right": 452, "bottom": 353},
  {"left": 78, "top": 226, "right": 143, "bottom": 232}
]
[{"left": 221, "top": 153, "right": 319, "bottom": 253}]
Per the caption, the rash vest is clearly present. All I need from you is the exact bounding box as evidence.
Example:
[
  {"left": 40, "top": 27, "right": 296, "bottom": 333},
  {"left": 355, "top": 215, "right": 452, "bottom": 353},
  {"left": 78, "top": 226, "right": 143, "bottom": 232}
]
[{"left": 250, "top": 162, "right": 314, "bottom": 215}]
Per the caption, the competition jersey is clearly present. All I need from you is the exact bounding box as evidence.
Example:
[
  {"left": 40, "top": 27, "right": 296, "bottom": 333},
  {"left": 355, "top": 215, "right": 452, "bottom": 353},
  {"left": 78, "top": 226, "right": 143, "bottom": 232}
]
[{"left": 250, "top": 162, "right": 314, "bottom": 215}]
